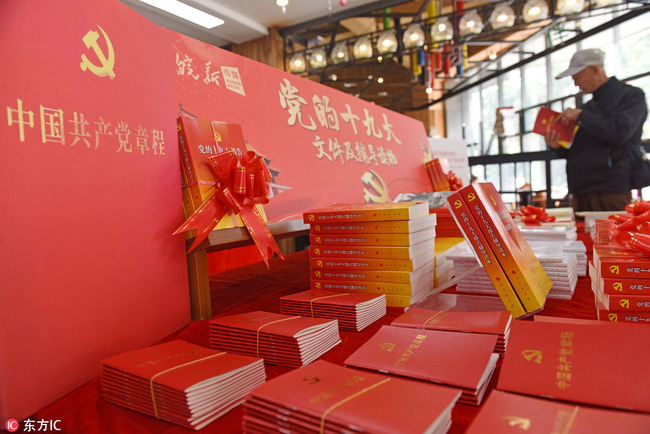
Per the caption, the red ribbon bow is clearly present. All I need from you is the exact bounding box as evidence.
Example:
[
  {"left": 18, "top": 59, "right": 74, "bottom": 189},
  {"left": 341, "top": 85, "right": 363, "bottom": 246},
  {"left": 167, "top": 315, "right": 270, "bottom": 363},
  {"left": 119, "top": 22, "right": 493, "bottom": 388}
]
[
  {"left": 510, "top": 205, "right": 556, "bottom": 225},
  {"left": 608, "top": 201, "right": 650, "bottom": 256},
  {"left": 174, "top": 149, "right": 283, "bottom": 267},
  {"left": 445, "top": 171, "right": 463, "bottom": 191}
]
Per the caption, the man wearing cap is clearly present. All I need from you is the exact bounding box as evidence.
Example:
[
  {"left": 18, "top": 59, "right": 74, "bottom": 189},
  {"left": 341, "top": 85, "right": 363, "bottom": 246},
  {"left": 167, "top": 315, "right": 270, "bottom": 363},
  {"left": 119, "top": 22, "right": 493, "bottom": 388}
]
[{"left": 545, "top": 48, "right": 647, "bottom": 212}]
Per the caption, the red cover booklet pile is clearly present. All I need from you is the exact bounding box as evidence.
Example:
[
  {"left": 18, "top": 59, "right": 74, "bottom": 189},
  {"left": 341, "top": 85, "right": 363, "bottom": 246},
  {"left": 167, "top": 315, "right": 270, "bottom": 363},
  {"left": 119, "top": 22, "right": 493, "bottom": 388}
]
[
  {"left": 497, "top": 320, "right": 650, "bottom": 412},
  {"left": 208, "top": 311, "right": 341, "bottom": 367},
  {"left": 304, "top": 202, "right": 438, "bottom": 308},
  {"left": 100, "top": 340, "right": 265, "bottom": 430},
  {"left": 467, "top": 390, "right": 650, "bottom": 433},
  {"left": 279, "top": 289, "right": 387, "bottom": 331},
  {"left": 344, "top": 325, "right": 499, "bottom": 405},
  {"left": 390, "top": 307, "right": 512, "bottom": 355},
  {"left": 242, "top": 360, "right": 461, "bottom": 433}
]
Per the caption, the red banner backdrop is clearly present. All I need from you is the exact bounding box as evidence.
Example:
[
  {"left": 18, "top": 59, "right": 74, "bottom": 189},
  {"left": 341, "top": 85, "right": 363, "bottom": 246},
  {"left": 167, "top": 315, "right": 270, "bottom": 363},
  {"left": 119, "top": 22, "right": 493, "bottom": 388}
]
[
  {"left": 170, "top": 33, "right": 433, "bottom": 222},
  {"left": 0, "top": 0, "right": 190, "bottom": 422}
]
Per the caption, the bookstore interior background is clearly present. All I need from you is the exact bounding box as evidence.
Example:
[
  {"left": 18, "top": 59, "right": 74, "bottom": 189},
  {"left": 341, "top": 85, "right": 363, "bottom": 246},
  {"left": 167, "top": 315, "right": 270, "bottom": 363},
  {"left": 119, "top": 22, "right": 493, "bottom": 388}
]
[{"left": 446, "top": 9, "right": 650, "bottom": 208}]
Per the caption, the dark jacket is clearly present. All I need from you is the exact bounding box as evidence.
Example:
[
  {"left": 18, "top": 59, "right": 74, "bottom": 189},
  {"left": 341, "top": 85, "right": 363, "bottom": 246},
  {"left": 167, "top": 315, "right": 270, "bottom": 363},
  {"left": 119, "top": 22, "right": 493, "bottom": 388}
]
[{"left": 554, "top": 77, "right": 647, "bottom": 194}]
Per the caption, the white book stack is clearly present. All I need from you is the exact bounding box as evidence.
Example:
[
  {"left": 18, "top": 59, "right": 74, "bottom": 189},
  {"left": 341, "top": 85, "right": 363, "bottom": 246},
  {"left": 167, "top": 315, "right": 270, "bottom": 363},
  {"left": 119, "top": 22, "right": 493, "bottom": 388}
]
[
  {"left": 447, "top": 241, "right": 578, "bottom": 300},
  {"left": 527, "top": 240, "right": 587, "bottom": 277},
  {"left": 518, "top": 224, "right": 577, "bottom": 241}
]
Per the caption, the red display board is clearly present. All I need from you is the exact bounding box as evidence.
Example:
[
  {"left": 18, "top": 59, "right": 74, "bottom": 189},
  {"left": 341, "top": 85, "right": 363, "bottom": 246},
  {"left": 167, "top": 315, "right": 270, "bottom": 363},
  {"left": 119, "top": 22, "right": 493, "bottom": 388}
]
[
  {"left": 170, "top": 33, "right": 432, "bottom": 222},
  {"left": 0, "top": 0, "right": 190, "bottom": 422}
]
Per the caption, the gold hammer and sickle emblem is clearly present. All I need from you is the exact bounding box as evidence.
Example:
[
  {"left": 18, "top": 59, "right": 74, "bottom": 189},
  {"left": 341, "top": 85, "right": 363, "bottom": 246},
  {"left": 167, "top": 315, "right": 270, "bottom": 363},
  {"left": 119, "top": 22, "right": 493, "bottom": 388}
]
[
  {"left": 466, "top": 193, "right": 476, "bottom": 202},
  {"left": 314, "top": 248, "right": 321, "bottom": 255},
  {"left": 308, "top": 215, "right": 315, "bottom": 221},
  {"left": 620, "top": 299, "right": 630, "bottom": 309},
  {"left": 80, "top": 26, "right": 115, "bottom": 79},
  {"left": 315, "top": 282, "right": 321, "bottom": 289},
  {"left": 503, "top": 416, "right": 531, "bottom": 430},
  {"left": 521, "top": 349, "right": 542, "bottom": 364},
  {"left": 214, "top": 131, "right": 222, "bottom": 142},
  {"left": 613, "top": 282, "right": 623, "bottom": 292},
  {"left": 361, "top": 170, "right": 389, "bottom": 203},
  {"left": 315, "top": 237, "right": 321, "bottom": 243},
  {"left": 380, "top": 343, "right": 395, "bottom": 352},
  {"left": 315, "top": 271, "right": 321, "bottom": 277},
  {"left": 316, "top": 260, "right": 322, "bottom": 267},
  {"left": 454, "top": 199, "right": 463, "bottom": 209},
  {"left": 609, "top": 265, "right": 620, "bottom": 275},
  {"left": 608, "top": 313, "right": 618, "bottom": 322}
]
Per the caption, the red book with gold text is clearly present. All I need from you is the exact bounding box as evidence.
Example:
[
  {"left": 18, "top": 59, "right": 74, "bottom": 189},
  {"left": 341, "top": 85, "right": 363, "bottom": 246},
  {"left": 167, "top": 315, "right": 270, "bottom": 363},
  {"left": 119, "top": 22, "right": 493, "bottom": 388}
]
[
  {"left": 309, "top": 248, "right": 435, "bottom": 272},
  {"left": 447, "top": 189, "right": 528, "bottom": 318},
  {"left": 459, "top": 183, "right": 551, "bottom": 313},
  {"left": 303, "top": 202, "right": 429, "bottom": 224},
  {"left": 467, "top": 390, "right": 650, "bottom": 433},
  {"left": 310, "top": 261, "right": 434, "bottom": 285},
  {"left": 593, "top": 245, "right": 650, "bottom": 279},
  {"left": 208, "top": 311, "right": 341, "bottom": 367},
  {"left": 100, "top": 340, "right": 265, "bottom": 430},
  {"left": 309, "top": 227, "right": 436, "bottom": 247},
  {"left": 497, "top": 320, "right": 650, "bottom": 412},
  {"left": 243, "top": 360, "right": 461, "bottom": 433},
  {"left": 309, "top": 213, "right": 437, "bottom": 234},
  {"left": 344, "top": 325, "right": 498, "bottom": 405},
  {"left": 532, "top": 107, "right": 577, "bottom": 147},
  {"left": 600, "top": 276, "right": 650, "bottom": 295},
  {"left": 391, "top": 307, "right": 511, "bottom": 355},
  {"left": 308, "top": 239, "right": 434, "bottom": 260}
]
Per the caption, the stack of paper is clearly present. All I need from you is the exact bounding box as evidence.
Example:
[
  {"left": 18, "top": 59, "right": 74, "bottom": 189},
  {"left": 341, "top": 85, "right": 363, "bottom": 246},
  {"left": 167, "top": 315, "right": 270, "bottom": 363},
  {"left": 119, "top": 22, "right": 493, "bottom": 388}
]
[
  {"left": 279, "top": 289, "right": 386, "bottom": 331},
  {"left": 528, "top": 239, "right": 587, "bottom": 276},
  {"left": 305, "top": 202, "right": 438, "bottom": 308},
  {"left": 243, "top": 360, "right": 461, "bottom": 433},
  {"left": 100, "top": 340, "right": 265, "bottom": 430},
  {"left": 518, "top": 224, "right": 577, "bottom": 241},
  {"left": 391, "top": 307, "right": 511, "bottom": 355},
  {"left": 446, "top": 241, "right": 578, "bottom": 300},
  {"left": 344, "top": 325, "right": 498, "bottom": 405},
  {"left": 468, "top": 390, "right": 650, "bottom": 433},
  {"left": 209, "top": 311, "right": 341, "bottom": 367}
]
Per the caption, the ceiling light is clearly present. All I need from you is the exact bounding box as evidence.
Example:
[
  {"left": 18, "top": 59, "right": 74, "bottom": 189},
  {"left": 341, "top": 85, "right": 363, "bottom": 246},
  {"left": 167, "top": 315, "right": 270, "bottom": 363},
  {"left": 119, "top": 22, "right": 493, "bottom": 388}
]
[
  {"left": 331, "top": 41, "right": 349, "bottom": 64},
  {"left": 137, "top": 0, "right": 224, "bottom": 29},
  {"left": 459, "top": 10, "right": 484, "bottom": 37},
  {"left": 276, "top": 0, "right": 288, "bottom": 6},
  {"left": 430, "top": 17, "right": 453, "bottom": 42},
  {"left": 309, "top": 48, "right": 327, "bottom": 69},
  {"left": 489, "top": 3, "right": 515, "bottom": 30},
  {"left": 289, "top": 52, "right": 305, "bottom": 73},
  {"left": 403, "top": 23, "right": 425, "bottom": 49},
  {"left": 377, "top": 77, "right": 384, "bottom": 83},
  {"left": 522, "top": 0, "right": 549, "bottom": 22},
  {"left": 353, "top": 36, "right": 373, "bottom": 59},
  {"left": 488, "top": 52, "right": 498, "bottom": 60},
  {"left": 377, "top": 56, "right": 383, "bottom": 62},
  {"left": 555, "top": 0, "right": 584, "bottom": 15},
  {"left": 425, "top": 87, "right": 433, "bottom": 94},
  {"left": 377, "top": 29, "right": 398, "bottom": 54},
  {"left": 328, "top": 74, "right": 338, "bottom": 81}
]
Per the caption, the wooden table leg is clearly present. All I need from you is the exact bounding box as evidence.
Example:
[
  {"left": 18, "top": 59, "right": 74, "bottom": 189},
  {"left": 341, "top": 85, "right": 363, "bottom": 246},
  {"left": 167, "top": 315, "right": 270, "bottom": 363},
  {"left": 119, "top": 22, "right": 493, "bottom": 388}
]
[{"left": 187, "top": 249, "right": 212, "bottom": 320}]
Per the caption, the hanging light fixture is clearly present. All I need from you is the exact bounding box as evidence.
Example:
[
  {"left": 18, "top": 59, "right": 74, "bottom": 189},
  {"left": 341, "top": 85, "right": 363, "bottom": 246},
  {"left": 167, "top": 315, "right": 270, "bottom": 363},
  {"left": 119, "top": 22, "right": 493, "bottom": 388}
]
[
  {"left": 376, "top": 29, "right": 398, "bottom": 54},
  {"left": 555, "top": 0, "right": 584, "bottom": 15},
  {"left": 309, "top": 47, "right": 327, "bottom": 69},
  {"left": 430, "top": 17, "right": 453, "bottom": 42},
  {"left": 289, "top": 52, "right": 305, "bottom": 73},
  {"left": 331, "top": 41, "right": 349, "bottom": 64},
  {"left": 489, "top": 3, "right": 515, "bottom": 30},
  {"left": 459, "top": 10, "right": 484, "bottom": 36},
  {"left": 522, "top": 0, "right": 549, "bottom": 23},
  {"left": 276, "top": 0, "right": 288, "bottom": 14},
  {"left": 353, "top": 36, "right": 373, "bottom": 59},
  {"left": 403, "top": 23, "right": 425, "bottom": 49}
]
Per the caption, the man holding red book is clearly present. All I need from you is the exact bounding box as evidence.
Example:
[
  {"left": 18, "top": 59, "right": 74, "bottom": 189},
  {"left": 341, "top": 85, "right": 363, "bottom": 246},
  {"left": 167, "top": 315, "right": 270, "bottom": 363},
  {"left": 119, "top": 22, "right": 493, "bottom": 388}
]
[{"left": 545, "top": 48, "right": 647, "bottom": 212}]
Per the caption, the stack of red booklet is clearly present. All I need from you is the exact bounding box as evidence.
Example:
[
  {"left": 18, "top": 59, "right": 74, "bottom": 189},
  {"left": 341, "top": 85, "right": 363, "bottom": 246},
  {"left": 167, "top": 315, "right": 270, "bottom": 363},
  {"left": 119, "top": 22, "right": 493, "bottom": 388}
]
[
  {"left": 305, "top": 202, "right": 438, "bottom": 308},
  {"left": 497, "top": 320, "right": 650, "bottom": 412},
  {"left": 468, "top": 390, "right": 650, "bottom": 433},
  {"left": 344, "top": 325, "right": 499, "bottom": 405},
  {"left": 100, "top": 340, "right": 265, "bottom": 430},
  {"left": 208, "top": 311, "right": 341, "bottom": 367},
  {"left": 590, "top": 245, "right": 650, "bottom": 324},
  {"left": 279, "top": 289, "right": 386, "bottom": 331},
  {"left": 390, "top": 307, "right": 512, "bottom": 355},
  {"left": 243, "top": 360, "right": 461, "bottom": 433}
]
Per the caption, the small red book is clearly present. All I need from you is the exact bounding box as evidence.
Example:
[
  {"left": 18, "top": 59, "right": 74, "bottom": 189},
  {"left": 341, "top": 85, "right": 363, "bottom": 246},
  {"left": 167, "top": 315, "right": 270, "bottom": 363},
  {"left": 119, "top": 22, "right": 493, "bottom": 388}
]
[
  {"left": 344, "top": 325, "right": 498, "bottom": 405},
  {"left": 391, "top": 307, "right": 512, "bottom": 355},
  {"left": 497, "top": 320, "right": 650, "bottom": 412},
  {"left": 467, "top": 390, "right": 650, "bottom": 433},
  {"left": 303, "top": 202, "right": 429, "bottom": 224},
  {"left": 532, "top": 107, "right": 576, "bottom": 146},
  {"left": 594, "top": 245, "right": 650, "bottom": 278},
  {"left": 243, "top": 360, "right": 461, "bottom": 433}
]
